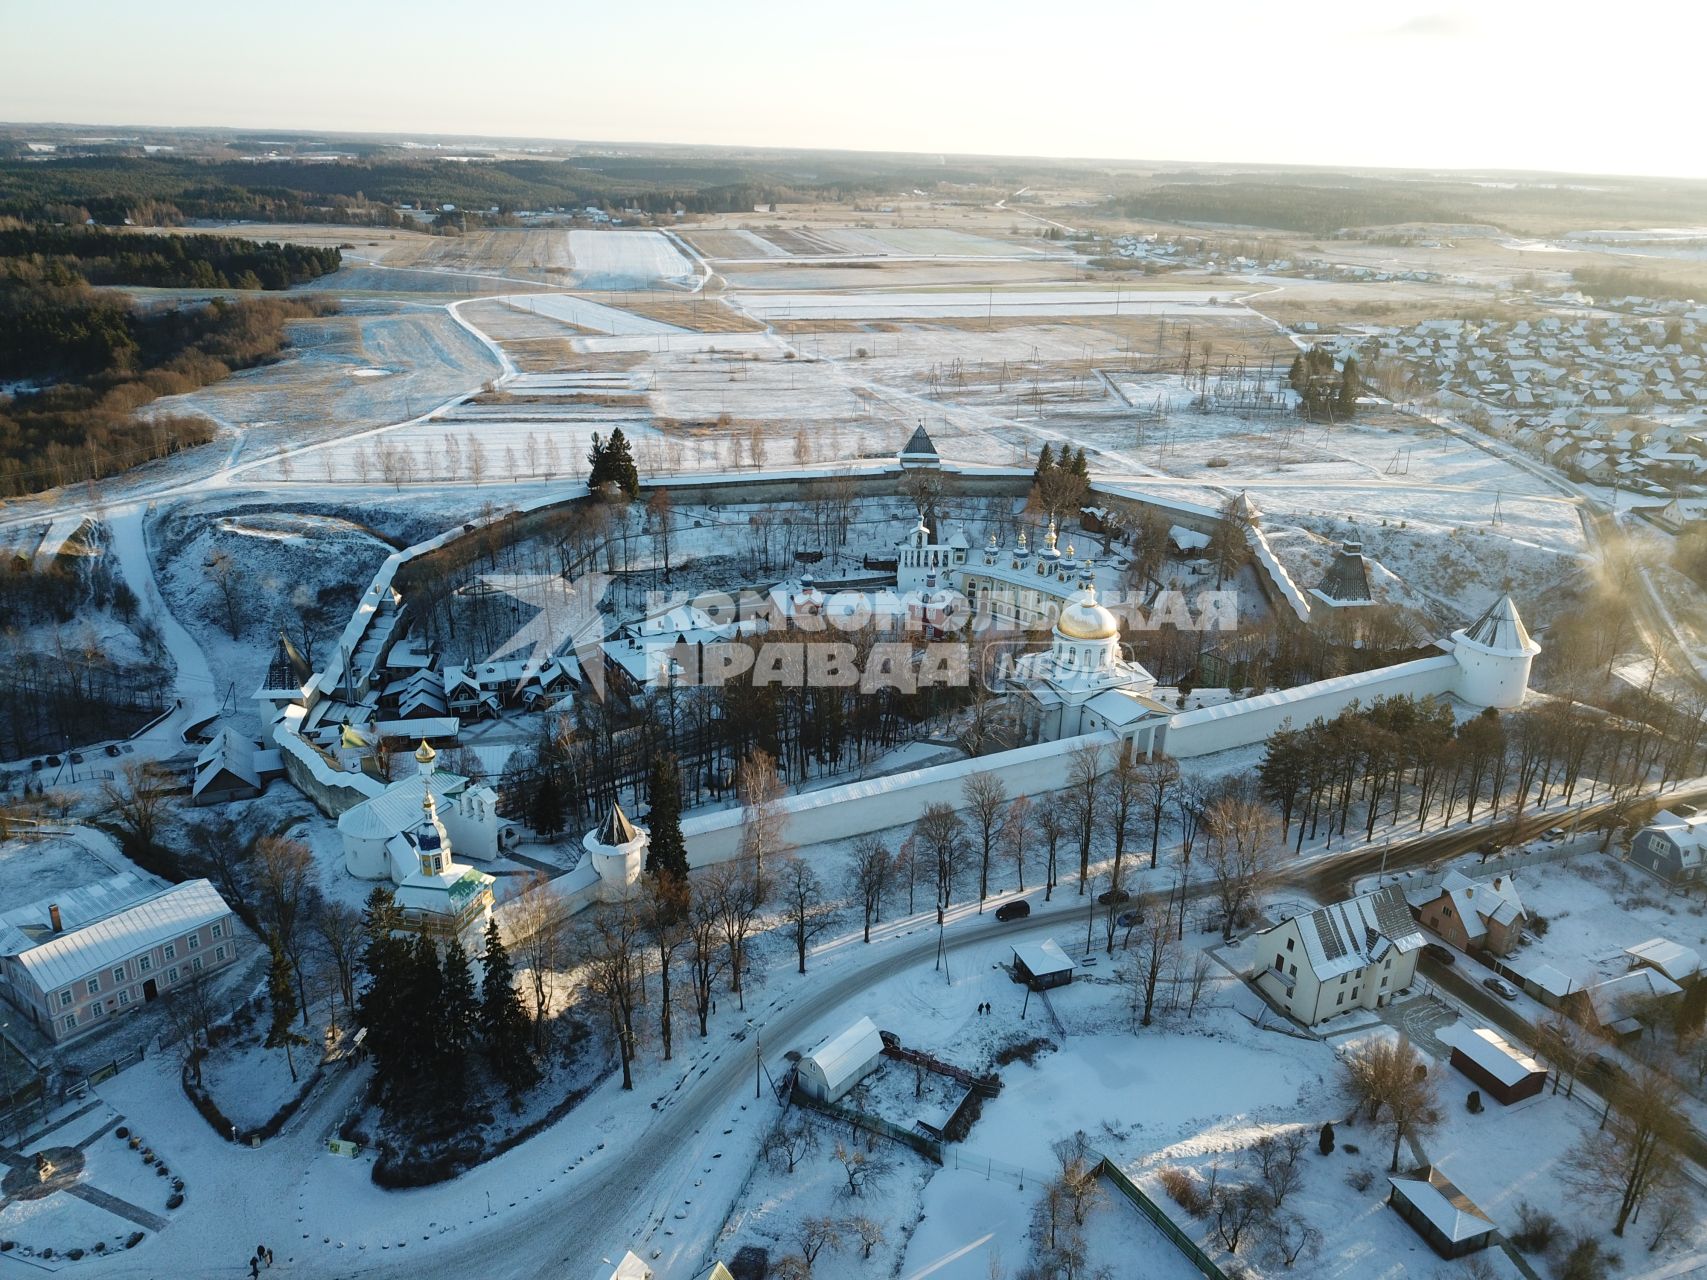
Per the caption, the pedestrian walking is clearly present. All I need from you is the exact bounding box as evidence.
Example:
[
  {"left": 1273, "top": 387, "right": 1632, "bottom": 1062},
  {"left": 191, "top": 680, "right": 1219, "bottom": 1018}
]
[
  {"left": 264, "top": 1246, "right": 274, "bottom": 1268},
  {"left": 249, "top": 1257, "right": 259, "bottom": 1279}
]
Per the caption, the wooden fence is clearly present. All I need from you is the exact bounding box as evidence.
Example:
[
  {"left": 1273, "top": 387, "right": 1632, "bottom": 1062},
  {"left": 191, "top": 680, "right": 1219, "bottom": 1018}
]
[{"left": 1090, "top": 1150, "right": 1228, "bottom": 1280}]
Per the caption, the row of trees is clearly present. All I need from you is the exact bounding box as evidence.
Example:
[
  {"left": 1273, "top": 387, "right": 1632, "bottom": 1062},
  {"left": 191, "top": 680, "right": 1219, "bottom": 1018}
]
[
  {"left": 0, "top": 222, "right": 340, "bottom": 290},
  {"left": 1287, "top": 346, "right": 1360, "bottom": 422},
  {"left": 1258, "top": 693, "right": 1704, "bottom": 854}
]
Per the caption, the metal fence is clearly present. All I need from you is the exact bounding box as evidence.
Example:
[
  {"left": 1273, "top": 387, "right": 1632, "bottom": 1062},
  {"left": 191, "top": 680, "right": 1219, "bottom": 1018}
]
[{"left": 1090, "top": 1149, "right": 1227, "bottom": 1280}]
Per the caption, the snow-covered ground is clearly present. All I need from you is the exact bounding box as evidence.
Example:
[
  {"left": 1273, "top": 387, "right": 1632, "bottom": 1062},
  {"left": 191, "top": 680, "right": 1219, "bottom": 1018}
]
[
  {"left": 567, "top": 230, "right": 697, "bottom": 291},
  {"left": 737, "top": 289, "right": 1255, "bottom": 321}
]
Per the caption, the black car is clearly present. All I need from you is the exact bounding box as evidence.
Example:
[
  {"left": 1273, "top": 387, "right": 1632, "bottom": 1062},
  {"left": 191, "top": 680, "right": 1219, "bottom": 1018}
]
[
  {"left": 1096, "top": 888, "right": 1132, "bottom": 906},
  {"left": 994, "top": 900, "right": 1031, "bottom": 922},
  {"left": 1423, "top": 942, "right": 1456, "bottom": 965},
  {"left": 104, "top": 744, "right": 121, "bottom": 758}
]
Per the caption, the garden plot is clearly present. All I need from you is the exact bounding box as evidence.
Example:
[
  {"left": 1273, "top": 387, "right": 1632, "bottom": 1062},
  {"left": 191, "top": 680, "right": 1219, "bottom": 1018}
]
[
  {"left": 1507, "top": 851, "right": 1707, "bottom": 990},
  {"left": 566, "top": 229, "right": 697, "bottom": 290},
  {"left": 738, "top": 289, "right": 1254, "bottom": 322}
]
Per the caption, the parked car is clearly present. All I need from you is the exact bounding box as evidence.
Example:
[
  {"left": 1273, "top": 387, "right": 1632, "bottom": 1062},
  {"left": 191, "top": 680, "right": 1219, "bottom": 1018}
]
[
  {"left": 1117, "top": 911, "right": 1140, "bottom": 930},
  {"left": 1482, "top": 976, "right": 1520, "bottom": 1002},
  {"left": 1584, "top": 1052, "right": 1625, "bottom": 1083},
  {"left": 69, "top": 752, "right": 83, "bottom": 765},
  {"left": 1096, "top": 888, "right": 1132, "bottom": 906},
  {"left": 104, "top": 744, "right": 121, "bottom": 758},
  {"left": 29, "top": 758, "right": 43, "bottom": 772},
  {"left": 45, "top": 755, "right": 60, "bottom": 768},
  {"left": 994, "top": 900, "right": 1030, "bottom": 922},
  {"left": 1542, "top": 827, "right": 1565, "bottom": 841},
  {"left": 1423, "top": 942, "right": 1457, "bottom": 965}
]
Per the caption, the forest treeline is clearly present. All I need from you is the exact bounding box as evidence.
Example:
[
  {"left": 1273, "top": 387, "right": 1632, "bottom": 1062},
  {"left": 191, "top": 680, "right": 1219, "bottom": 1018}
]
[
  {"left": 0, "top": 154, "right": 1033, "bottom": 228},
  {"left": 0, "top": 222, "right": 340, "bottom": 290},
  {"left": 0, "top": 224, "right": 342, "bottom": 494}
]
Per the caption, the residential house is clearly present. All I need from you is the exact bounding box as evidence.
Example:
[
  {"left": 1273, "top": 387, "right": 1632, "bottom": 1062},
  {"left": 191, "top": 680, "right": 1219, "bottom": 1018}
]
[
  {"left": 1566, "top": 968, "right": 1683, "bottom": 1042},
  {"left": 1253, "top": 886, "right": 1424, "bottom": 1025},
  {"left": 1415, "top": 871, "right": 1526, "bottom": 956},
  {"left": 1628, "top": 808, "right": 1707, "bottom": 886}
]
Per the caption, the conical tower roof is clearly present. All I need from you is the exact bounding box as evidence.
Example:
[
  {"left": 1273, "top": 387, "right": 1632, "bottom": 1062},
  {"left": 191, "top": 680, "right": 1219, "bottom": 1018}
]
[
  {"left": 595, "top": 803, "right": 641, "bottom": 847},
  {"left": 1313, "top": 541, "right": 1374, "bottom": 604},
  {"left": 261, "top": 631, "right": 311, "bottom": 692},
  {"left": 1459, "top": 595, "right": 1536, "bottom": 653},
  {"left": 901, "top": 423, "right": 938, "bottom": 457}
]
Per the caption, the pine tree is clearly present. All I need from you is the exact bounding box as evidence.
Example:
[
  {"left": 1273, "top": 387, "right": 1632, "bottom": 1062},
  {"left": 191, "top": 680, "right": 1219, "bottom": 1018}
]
[
  {"left": 409, "top": 933, "right": 446, "bottom": 1096},
  {"left": 1033, "top": 443, "right": 1054, "bottom": 482},
  {"left": 587, "top": 427, "right": 639, "bottom": 499},
  {"left": 1337, "top": 355, "right": 1361, "bottom": 419},
  {"left": 1070, "top": 447, "right": 1089, "bottom": 478},
  {"left": 357, "top": 888, "right": 413, "bottom": 1103},
  {"left": 441, "top": 937, "right": 479, "bottom": 1098},
  {"left": 265, "top": 932, "right": 308, "bottom": 1083},
  {"left": 480, "top": 918, "right": 539, "bottom": 1093},
  {"left": 646, "top": 753, "right": 690, "bottom": 882}
]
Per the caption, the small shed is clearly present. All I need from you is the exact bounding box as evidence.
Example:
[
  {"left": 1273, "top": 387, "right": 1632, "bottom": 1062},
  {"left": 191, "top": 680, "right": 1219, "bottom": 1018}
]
[
  {"left": 797, "top": 1016, "right": 884, "bottom": 1104},
  {"left": 1438, "top": 1022, "right": 1547, "bottom": 1105},
  {"left": 1012, "top": 939, "right": 1075, "bottom": 991},
  {"left": 1625, "top": 938, "right": 1702, "bottom": 985},
  {"left": 1388, "top": 1166, "right": 1497, "bottom": 1258}
]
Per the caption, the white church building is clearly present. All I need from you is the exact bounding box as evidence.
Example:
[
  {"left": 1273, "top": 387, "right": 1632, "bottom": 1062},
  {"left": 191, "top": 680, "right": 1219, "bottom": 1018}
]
[{"left": 339, "top": 741, "right": 505, "bottom": 883}]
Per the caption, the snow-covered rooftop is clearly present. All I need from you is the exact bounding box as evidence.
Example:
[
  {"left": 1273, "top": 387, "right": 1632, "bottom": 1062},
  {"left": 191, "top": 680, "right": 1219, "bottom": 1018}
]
[
  {"left": 1624, "top": 937, "right": 1702, "bottom": 981},
  {"left": 801, "top": 1015, "right": 884, "bottom": 1094},
  {"left": 1271, "top": 884, "right": 1425, "bottom": 982},
  {"left": 9, "top": 879, "right": 233, "bottom": 992},
  {"left": 1012, "top": 938, "right": 1075, "bottom": 979},
  {"left": 1388, "top": 1167, "right": 1495, "bottom": 1243},
  {"left": 1431, "top": 869, "right": 1525, "bottom": 939},
  {"left": 0, "top": 872, "right": 152, "bottom": 958},
  {"left": 1438, "top": 1022, "right": 1545, "bottom": 1088}
]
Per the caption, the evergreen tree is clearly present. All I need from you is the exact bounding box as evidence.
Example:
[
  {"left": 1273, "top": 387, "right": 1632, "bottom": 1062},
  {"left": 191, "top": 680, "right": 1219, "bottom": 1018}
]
[
  {"left": 357, "top": 888, "right": 414, "bottom": 1103},
  {"left": 480, "top": 918, "right": 539, "bottom": 1093},
  {"left": 408, "top": 933, "right": 446, "bottom": 1095},
  {"left": 1070, "top": 447, "right": 1090, "bottom": 478},
  {"left": 265, "top": 932, "right": 308, "bottom": 1083},
  {"left": 1337, "top": 355, "right": 1361, "bottom": 419},
  {"left": 1033, "top": 443, "right": 1054, "bottom": 482},
  {"left": 441, "top": 937, "right": 479, "bottom": 1098},
  {"left": 646, "top": 753, "right": 690, "bottom": 882},
  {"left": 587, "top": 427, "right": 639, "bottom": 499}
]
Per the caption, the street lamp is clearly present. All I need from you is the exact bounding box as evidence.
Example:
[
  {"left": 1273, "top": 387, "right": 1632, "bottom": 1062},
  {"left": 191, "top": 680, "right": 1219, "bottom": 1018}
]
[{"left": 747, "top": 1019, "right": 761, "bottom": 1100}]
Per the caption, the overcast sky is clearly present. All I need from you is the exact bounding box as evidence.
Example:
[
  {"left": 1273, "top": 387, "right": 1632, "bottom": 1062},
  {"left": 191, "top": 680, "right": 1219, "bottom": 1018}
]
[{"left": 3, "top": 0, "right": 1700, "bottom": 179}]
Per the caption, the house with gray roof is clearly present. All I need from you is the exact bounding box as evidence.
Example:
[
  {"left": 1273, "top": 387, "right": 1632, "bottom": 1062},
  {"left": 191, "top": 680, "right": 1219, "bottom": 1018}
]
[{"left": 1253, "top": 885, "right": 1425, "bottom": 1025}]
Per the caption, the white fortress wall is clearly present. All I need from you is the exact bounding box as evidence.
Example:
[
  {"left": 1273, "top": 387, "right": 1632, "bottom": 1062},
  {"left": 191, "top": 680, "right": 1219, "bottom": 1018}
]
[
  {"left": 681, "top": 731, "right": 1120, "bottom": 866},
  {"left": 1159, "top": 652, "right": 1462, "bottom": 758},
  {"left": 1246, "top": 522, "right": 1313, "bottom": 624}
]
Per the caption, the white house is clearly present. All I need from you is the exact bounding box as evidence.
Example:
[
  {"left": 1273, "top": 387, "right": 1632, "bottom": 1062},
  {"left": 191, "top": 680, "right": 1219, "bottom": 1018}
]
[
  {"left": 797, "top": 1015, "right": 885, "bottom": 1104},
  {"left": 1254, "top": 886, "right": 1425, "bottom": 1025}
]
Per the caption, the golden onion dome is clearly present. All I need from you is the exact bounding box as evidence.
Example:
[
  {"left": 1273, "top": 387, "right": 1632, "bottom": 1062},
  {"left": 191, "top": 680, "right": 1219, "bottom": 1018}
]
[{"left": 1055, "top": 587, "right": 1121, "bottom": 641}]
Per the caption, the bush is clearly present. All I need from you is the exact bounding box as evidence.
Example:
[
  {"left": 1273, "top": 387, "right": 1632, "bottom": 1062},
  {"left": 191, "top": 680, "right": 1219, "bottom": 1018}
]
[
  {"left": 1, "top": 1242, "right": 14, "bottom": 1252},
  {"left": 1342, "top": 1143, "right": 1359, "bottom": 1155},
  {"left": 125, "top": 1233, "right": 144, "bottom": 1250},
  {"left": 1467, "top": 1090, "right": 1483, "bottom": 1114},
  {"left": 114, "top": 1127, "right": 128, "bottom": 1139},
  {"left": 1530, "top": 914, "right": 1551, "bottom": 937},
  {"left": 1511, "top": 1201, "right": 1560, "bottom": 1254},
  {"left": 1318, "top": 1122, "right": 1335, "bottom": 1155},
  {"left": 1346, "top": 1166, "right": 1375, "bottom": 1193},
  {"left": 67, "top": 1248, "right": 84, "bottom": 1260},
  {"left": 1159, "top": 1166, "right": 1209, "bottom": 1216},
  {"left": 1558, "top": 1235, "right": 1617, "bottom": 1280},
  {"left": 992, "top": 1036, "right": 1056, "bottom": 1068},
  {"left": 166, "top": 1193, "right": 184, "bottom": 1210}
]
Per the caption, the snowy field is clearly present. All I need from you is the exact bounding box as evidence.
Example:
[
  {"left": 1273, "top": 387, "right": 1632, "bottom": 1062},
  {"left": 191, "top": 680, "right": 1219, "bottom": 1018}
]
[
  {"left": 687, "top": 225, "right": 1060, "bottom": 261},
  {"left": 482, "top": 292, "right": 685, "bottom": 336},
  {"left": 736, "top": 290, "right": 1256, "bottom": 321},
  {"left": 0, "top": 833, "right": 118, "bottom": 903},
  {"left": 566, "top": 229, "right": 697, "bottom": 290}
]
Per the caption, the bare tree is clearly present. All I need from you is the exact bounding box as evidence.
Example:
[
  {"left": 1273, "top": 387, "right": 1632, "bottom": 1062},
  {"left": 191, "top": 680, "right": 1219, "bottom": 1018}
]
[
  {"left": 1052, "top": 1130, "right": 1105, "bottom": 1227},
  {"left": 844, "top": 835, "right": 890, "bottom": 943},
  {"left": 1563, "top": 1063, "right": 1684, "bottom": 1236},
  {"left": 913, "top": 803, "right": 968, "bottom": 925},
  {"left": 1342, "top": 1036, "right": 1441, "bottom": 1172},
  {"left": 206, "top": 549, "right": 246, "bottom": 639},
  {"left": 891, "top": 835, "right": 920, "bottom": 916},
  {"left": 704, "top": 859, "right": 764, "bottom": 1009},
  {"left": 102, "top": 759, "right": 174, "bottom": 862},
  {"left": 1138, "top": 754, "right": 1182, "bottom": 869},
  {"left": 962, "top": 771, "right": 1008, "bottom": 910},
  {"left": 253, "top": 834, "right": 317, "bottom": 1026},
  {"left": 579, "top": 902, "right": 644, "bottom": 1090},
  {"left": 778, "top": 855, "right": 837, "bottom": 974},
  {"left": 774, "top": 1215, "right": 843, "bottom": 1278},
  {"left": 640, "top": 872, "right": 690, "bottom": 1060},
  {"left": 1213, "top": 1184, "right": 1270, "bottom": 1253},
  {"left": 1202, "top": 794, "right": 1282, "bottom": 940},
  {"left": 1064, "top": 744, "right": 1105, "bottom": 894},
  {"left": 1253, "top": 1129, "right": 1309, "bottom": 1209},
  {"left": 1104, "top": 744, "right": 1144, "bottom": 897},
  {"left": 686, "top": 887, "right": 725, "bottom": 1037},
  {"left": 738, "top": 749, "right": 788, "bottom": 897},
  {"left": 1127, "top": 899, "right": 1178, "bottom": 1022},
  {"left": 1036, "top": 798, "right": 1065, "bottom": 901},
  {"left": 848, "top": 1214, "right": 884, "bottom": 1260},
  {"left": 509, "top": 870, "right": 573, "bottom": 1052},
  {"left": 1265, "top": 1214, "right": 1321, "bottom": 1268},
  {"left": 312, "top": 897, "right": 363, "bottom": 1017},
  {"left": 1004, "top": 794, "right": 1033, "bottom": 892},
  {"left": 1537, "top": 1014, "right": 1596, "bottom": 1098},
  {"left": 834, "top": 1140, "right": 890, "bottom": 1197},
  {"left": 762, "top": 1114, "right": 819, "bottom": 1174}
]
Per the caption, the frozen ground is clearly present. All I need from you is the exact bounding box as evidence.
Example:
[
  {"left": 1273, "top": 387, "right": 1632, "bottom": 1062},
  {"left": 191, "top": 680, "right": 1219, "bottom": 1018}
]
[
  {"left": 567, "top": 230, "right": 697, "bottom": 291},
  {"left": 736, "top": 289, "right": 1256, "bottom": 322},
  {"left": 0, "top": 834, "right": 120, "bottom": 904}
]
